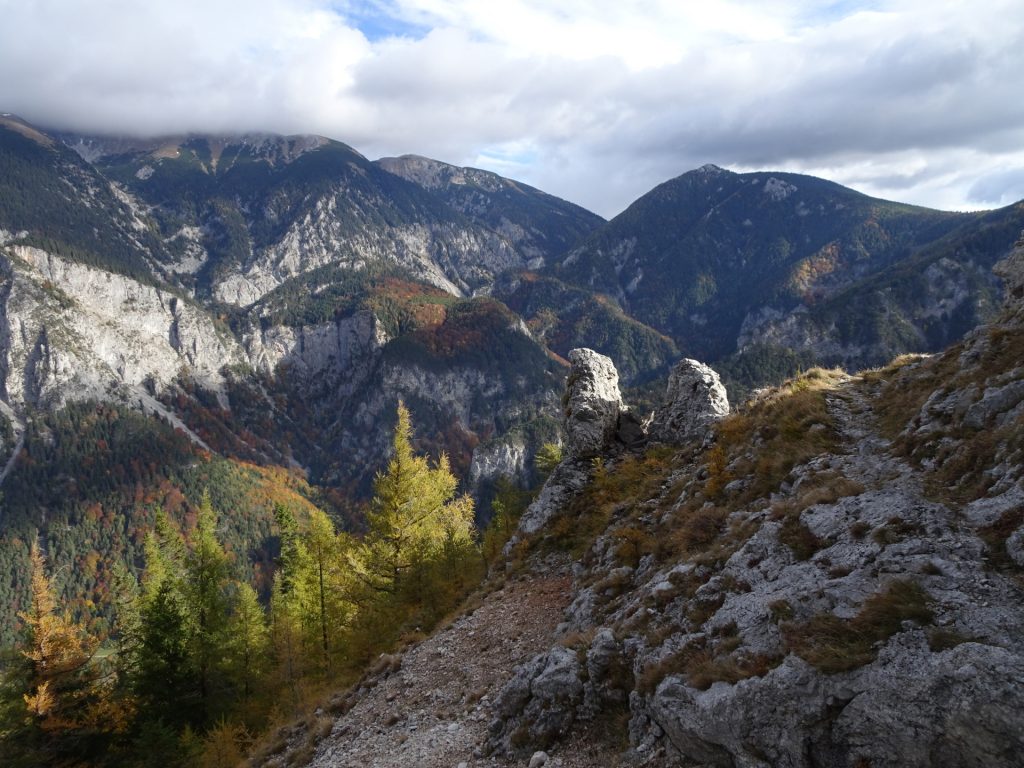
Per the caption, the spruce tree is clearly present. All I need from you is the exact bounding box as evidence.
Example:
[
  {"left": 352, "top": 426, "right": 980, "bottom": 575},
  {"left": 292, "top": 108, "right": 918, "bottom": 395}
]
[{"left": 133, "top": 510, "right": 193, "bottom": 725}]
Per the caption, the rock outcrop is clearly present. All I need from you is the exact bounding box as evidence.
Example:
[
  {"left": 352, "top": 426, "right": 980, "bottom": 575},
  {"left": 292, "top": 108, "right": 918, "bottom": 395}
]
[
  {"left": 563, "top": 348, "right": 623, "bottom": 458},
  {"left": 489, "top": 646, "right": 584, "bottom": 754},
  {"left": 649, "top": 357, "right": 729, "bottom": 445},
  {"left": 486, "top": 251, "right": 1024, "bottom": 766},
  {"left": 994, "top": 230, "right": 1024, "bottom": 307}
]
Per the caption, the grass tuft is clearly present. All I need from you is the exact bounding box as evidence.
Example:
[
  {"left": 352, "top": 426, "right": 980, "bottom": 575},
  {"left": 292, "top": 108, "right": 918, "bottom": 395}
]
[{"left": 782, "top": 579, "right": 933, "bottom": 673}]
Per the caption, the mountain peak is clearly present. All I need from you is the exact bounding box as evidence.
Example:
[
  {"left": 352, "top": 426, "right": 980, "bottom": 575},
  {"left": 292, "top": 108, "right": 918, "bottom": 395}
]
[
  {"left": 59, "top": 131, "right": 338, "bottom": 167},
  {"left": 0, "top": 113, "right": 54, "bottom": 147},
  {"left": 695, "top": 163, "right": 728, "bottom": 175}
]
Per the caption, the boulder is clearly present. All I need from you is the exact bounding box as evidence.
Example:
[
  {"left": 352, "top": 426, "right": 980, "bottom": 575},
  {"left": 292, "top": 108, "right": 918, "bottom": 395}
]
[
  {"left": 650, "top": 359, "right": 729, "bottom": 445},
  {"left": 489, "top": 646, "right": 584, "bottom": 755},
  {"left": 641, "top": 636, "right": 1024, "bottom": 768},
  {"left": 563, "top": 348, "right": 624, "bottom": 458}
]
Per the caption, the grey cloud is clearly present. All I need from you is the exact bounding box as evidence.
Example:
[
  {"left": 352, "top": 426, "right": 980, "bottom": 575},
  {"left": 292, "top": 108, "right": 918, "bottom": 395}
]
[{"left": 1, "top": 1, "right": 1023, "bottom": 217}]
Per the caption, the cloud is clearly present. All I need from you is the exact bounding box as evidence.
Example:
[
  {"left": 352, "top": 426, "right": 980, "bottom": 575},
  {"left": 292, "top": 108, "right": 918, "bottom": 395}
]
[
  {"left": 1, "top": 0, "right": 1023, "bottom": 217},
  {"left": 968, "top": 168, "right": 1024, "bottom": 208}
]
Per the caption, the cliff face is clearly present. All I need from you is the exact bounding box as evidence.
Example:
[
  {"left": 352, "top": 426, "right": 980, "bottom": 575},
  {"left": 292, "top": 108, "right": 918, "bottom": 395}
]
[{"left": 0, "top": 245, "right": 240, "bottom": 411}]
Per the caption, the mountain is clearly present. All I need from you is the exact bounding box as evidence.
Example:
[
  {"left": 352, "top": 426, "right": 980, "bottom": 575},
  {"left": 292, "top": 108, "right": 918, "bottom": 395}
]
[
  {"left": 0, "top": 114, "right": 166, "bottom": 283},
  {"left": 82, "top": 133, "right": 529, "bottom": 303},
  {"left": 0, "top": 119, "right": 585, "bottom": 645},
  {"left": 1, "top": 113, "right": 1022, "bottom": 654},
  {"left": 552, "top": 164, "right": 1021, "bottom": 392},
  {"left": 376, "top": 155, "right": 605, "bottom": 266},
  {"left": 280, "top": 236, "right": 1024, "bottom": 767}
]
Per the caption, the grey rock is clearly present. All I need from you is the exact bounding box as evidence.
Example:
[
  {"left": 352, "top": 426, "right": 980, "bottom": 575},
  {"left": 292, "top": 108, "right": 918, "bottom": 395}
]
[
  {"left": 490, "top": 647, "right": 584, "bottom": 755},
  {"left": 616, "top": 409, "right": 649, "bottom": 448},
  {"left": 469, "top": 435, "right": 529, "bottom": 488},
  {"left": 963, "top": 380, "right": 1024, "bottom": 429},
  {"left": 650, "top": 358, "right": 729, "bottom": 445},
  {"left": 509, "top": 459, "right": 592, "bottom": 546},
  {"left": 642, "top": 636, "right": 1024, "bottom": 768},
  {"left": 583, "top": 628, "right": 629, "bottom": 715},
  {"left": 528, "top": 750, "right": 549, "bottom": 768},
  {"left": 564, "top": 348, "right": 623, "bottom": 458}
]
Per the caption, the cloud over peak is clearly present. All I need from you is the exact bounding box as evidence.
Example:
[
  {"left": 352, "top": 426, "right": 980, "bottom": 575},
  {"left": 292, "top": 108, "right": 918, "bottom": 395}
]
[{"left": 2, "top": 0, "right": 1022, "bottom": 216}]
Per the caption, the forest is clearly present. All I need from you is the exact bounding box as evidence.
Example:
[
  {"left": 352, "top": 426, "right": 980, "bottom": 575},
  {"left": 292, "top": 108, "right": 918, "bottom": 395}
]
[{"left": 0, "top": 403, "right": 537, "bottom": 767}]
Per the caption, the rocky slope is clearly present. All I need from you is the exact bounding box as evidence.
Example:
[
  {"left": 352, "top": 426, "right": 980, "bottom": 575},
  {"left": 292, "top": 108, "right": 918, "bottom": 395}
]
[{"left": 293, "top": 236, "right": 1024, "bottom": 767}]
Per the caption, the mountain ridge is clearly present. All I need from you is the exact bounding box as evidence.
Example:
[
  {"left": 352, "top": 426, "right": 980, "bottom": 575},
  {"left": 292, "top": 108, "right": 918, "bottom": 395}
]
[{"left": 1, "top": 112, "right": 1022, "bottom": 655}]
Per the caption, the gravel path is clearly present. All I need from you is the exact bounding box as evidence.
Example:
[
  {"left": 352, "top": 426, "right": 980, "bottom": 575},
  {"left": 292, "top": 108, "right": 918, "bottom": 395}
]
[{"left": 308, "top": 564, "right": 577, "bottom": 768}]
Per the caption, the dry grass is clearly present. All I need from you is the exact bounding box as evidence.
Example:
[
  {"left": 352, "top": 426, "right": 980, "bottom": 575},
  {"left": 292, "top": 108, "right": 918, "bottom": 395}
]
[
  {"left": 872, "top": 326, "right": 1024, "bottom": 505},
  {"left": 924, "top": 416, "right": 1024, "bottom": 504},
  {"left": 927, "top": 627, "right": 973, "bottom": 652},
  {"left": 715, "top": 368, "right": 846, "bottom": 508},
  {"left": 869, "top": 350, "right": 959, "bottom": 440},
  {"left": 778, "top": 516, "right": 825, "bottom": 561},
  {"left": 871, "top": 516, "right": 925, "bottom": 546},
  {"left": 771, "top": 472, "right": 865, "bottom": 519},
  {"left": 637, "top": 632, "right": 781, "bottom": 694},
  {"left": 782, "top": 579, "right": 933, "bottom": 673},
  {"left": 610, "top": 525, "right": 656, "bottom": 569},
  {"left": 542, "top": 446, "right": 676, "bottom": 558},
  {"left": 978, "top": 505, "right": 1024, "bottom": 572},
  {"left": 671, "top": 505, "right": 728, "bottom": 553}
]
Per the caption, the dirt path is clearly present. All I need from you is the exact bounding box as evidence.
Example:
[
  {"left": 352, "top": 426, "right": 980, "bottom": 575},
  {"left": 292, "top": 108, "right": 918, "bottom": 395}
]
[{"left": 308, "top": 564, "right": 574, "bottom": 768}]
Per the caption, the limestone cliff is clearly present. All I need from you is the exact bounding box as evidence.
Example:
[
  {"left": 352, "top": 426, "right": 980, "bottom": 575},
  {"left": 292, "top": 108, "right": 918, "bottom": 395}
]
[{"left": 0, "top": 244, "right": 241, "bottom": 419}]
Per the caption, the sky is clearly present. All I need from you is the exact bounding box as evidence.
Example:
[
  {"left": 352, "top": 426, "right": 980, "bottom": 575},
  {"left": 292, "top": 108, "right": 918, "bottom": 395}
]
[{"left": 1, "top": 0, "right": 1023, "bottom": 218}]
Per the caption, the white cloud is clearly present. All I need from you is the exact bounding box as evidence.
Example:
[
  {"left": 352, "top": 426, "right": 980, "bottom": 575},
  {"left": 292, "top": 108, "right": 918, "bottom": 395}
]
[{"left": 1, "top": 0, "right": 1023, "bottom": 217}]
